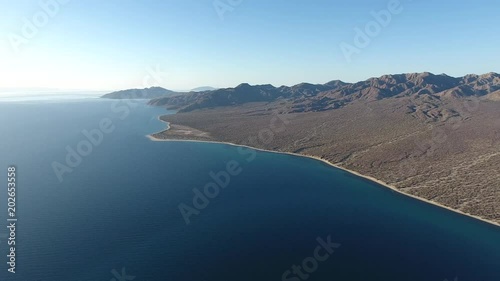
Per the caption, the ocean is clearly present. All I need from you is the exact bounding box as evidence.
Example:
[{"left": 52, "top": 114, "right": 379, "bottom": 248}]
[{"left": 0, "top": 98, "right": 499, "bottom": 281}]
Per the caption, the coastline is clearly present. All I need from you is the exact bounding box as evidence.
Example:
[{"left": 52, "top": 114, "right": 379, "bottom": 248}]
[{"left": 147, "top": 118, "right": 500, "bottom": 228}]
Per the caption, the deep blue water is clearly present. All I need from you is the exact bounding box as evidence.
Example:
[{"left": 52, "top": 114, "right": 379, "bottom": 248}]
[{"left": 0, "top": 99, "right": 499, "bottom": 281}]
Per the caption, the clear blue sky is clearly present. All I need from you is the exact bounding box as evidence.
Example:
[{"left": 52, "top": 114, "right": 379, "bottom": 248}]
[{"left": 0, "top": 0, "right": 498, "bottom": 91}]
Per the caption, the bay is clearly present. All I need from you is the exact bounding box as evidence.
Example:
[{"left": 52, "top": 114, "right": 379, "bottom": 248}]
[{"left": 0, "top": 99, "right": 498, "bottom": 281}]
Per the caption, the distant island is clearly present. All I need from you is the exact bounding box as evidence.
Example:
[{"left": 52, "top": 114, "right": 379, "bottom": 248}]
[
  {"left": 101, "top": 86, "right": 219, "bottom": 99},
  {"left": 190, "top": 86, "right": 219, "bottom": 92},
  {"left": 101, "top": 86, "right": 181, "bottom": 99}
]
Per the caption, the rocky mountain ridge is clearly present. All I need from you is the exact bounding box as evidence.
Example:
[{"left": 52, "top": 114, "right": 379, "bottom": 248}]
[{"left": 149, "top": 72, "right": 500, "bottom": 115}]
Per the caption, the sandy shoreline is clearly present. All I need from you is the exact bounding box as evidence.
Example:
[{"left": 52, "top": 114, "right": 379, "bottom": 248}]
[{"left": 147, "top": 118, "right": 500, "bottom": 228}]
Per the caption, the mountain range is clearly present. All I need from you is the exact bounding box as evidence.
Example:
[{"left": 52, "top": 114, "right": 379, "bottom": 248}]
[{"left": 149, "top": 72, "right": 500, "bottom": 115}]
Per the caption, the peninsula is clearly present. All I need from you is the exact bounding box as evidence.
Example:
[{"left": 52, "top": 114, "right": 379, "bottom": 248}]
[{"left": 136, "top": 72, "right": 500, "bottom": 225}]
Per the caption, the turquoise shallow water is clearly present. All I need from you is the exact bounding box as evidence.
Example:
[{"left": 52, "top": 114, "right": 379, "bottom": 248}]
[{"left": 0, "top": 99, "right": 499, "bottom": 281}]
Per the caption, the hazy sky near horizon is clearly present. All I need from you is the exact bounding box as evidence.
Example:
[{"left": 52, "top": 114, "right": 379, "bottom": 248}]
[{"left": 1, "top": 0, "right": 499, "bottom": 91}]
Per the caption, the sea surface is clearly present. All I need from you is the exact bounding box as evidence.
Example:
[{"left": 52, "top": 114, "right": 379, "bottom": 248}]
[{"left": 0, "top": 98, "right": 499, "bottom": 281}]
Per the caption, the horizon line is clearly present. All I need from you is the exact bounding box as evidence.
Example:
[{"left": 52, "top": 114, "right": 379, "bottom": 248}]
[{"left": 2, "top": 71, "right": 498, "bottom": 93}]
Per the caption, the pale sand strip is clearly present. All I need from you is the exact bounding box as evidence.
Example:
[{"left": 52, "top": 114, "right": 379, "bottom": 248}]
[{"left": 146, "top": 119, "right": 500, "bottom": 228}]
